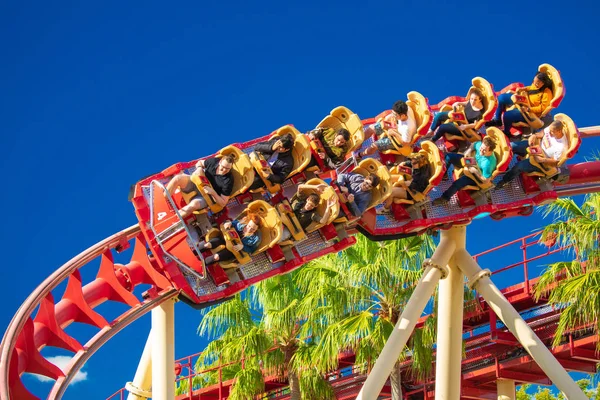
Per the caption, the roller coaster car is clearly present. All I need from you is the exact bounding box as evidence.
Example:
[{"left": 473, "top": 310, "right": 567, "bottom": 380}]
[
  {"left": 390, "top": 141, "right": 445, "bottom": 207},
  {"left": 512, "top": 63, "right": 565, "bottom": 132},
  {"left": 378, "top": 91, "right": 432, "bottom": 157},
  {"left": 181, "top": 145, "right": 255, "bottom": 213},
  {"left": 440, "top": 77, "right": 497, "bottom": 144},
  {"left": 334, "top": 158, "right": 391, "bottom": 223},
  {"left": 205, "top": 200, "right": 283, "bottom": 269},
  {"left": 249, "top": 126, "right": 312, "bottom": 194},
  {"left": 454, "top": 127, "right": 511, "bottom": 193},
  {"left": 526, "top": 113, "right": 581, "bottom": 179}
]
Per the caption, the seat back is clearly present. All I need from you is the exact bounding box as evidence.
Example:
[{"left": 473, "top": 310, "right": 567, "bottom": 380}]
[
  {"left": 420, "top": 141, "right": 446, "bottom": 195},
  {"left": 297, "top": 178, "right": 340, "bottom": 233},
  {"left": 539, "top": 63, "right": 565, "bottom": 116},
  {"left": 407, "top": 91, "right": 432, "bottom": 144},
  {"left": 469, "top": 77, "right": 497, "bottom": 128},
  {"left": 318, "top": 106, "right": 365, "bottom": 152},
  {"left": 352, "top": 158, "right": 391, "bottom": 211},
  {"left": 218, "top": 145, "right": 255, "bottom": 197},
  {"left": 485, "top": 127, "right": 512, "bottom": 176},
  {"left": 273, "top": 125, "right": 311, "bottom": 177},
  {"left": 236, "top": 200, "right": 283, "bottom": 254},
  {"left": 555, "top": 113, "right": 581, "bottom": 166}
]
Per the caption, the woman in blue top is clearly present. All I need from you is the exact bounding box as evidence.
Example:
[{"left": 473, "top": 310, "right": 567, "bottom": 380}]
[
  {"left": 432, "top": 137, "right": 497, "bottom": 206},
  {"left": 197, "top": 213, "right": 262, "bottom": 266}
]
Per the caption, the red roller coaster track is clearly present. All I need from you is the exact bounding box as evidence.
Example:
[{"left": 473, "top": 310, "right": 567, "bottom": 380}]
[{"left": 1, "top": 126, "right": 599, "bottom": 400}]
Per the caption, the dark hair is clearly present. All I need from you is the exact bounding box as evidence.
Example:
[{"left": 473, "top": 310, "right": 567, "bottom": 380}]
[
  {"left": 366, "top": 173, "right": 380, "bottom": 187},
  {"left": 535, "top": 72, "right": 553, "bottom": 93},
  {"left": 470, "top": 88, "right": 484, "bottom": 101},
  {"left": 222, "top": 154, "right": 236, "bottom": 164},
  {"left": 392, "top": 100, "right": 409, "bottom": 116},
  {"left": 482, "top": 136, "right": 496, "bottom": 151},
  {"left": 307, "top": 193, "right": 320, "bottom": 204},
  {"left": 336, "top": 128, "right": 350, "bottom": 141},
  {"left": 279, "top": 134, "right": 294, "bottom": 150}
]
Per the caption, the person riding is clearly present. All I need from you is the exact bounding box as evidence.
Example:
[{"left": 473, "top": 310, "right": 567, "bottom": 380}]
[
  {"left": 336, "top": 172, "right": 380, "bottom": 217},
  {"left": 432, "top": 136, "right": 497, "bottom": 206},
  {"left": 197, "top": 213, "right": 262, "bottom": 266},
  {"left": 428, "top": 89, "right": 485, "bottom": 143},
  {"left": 280, "top": 183, "right": 337, "bottom": 241},
  {"left": 382, "top": 153, "right": 431, "bottom": 212},
  {"left": 166, "top": 154, "right": 235, "bottom": 218},
  {"left": 359, "top": 100, "right": 417, "bottom": 157},
  {"left": 248, "top": 133, "right": 295, "bottom": 190},
  {"left": 489, "top": 71, "right": 553, "bottom": 136},
  {"left": 307, "top": 127, "right": 351, "bottom": 169},
  {"left": 495, "top": 120, "right": 567, "bottom": 188}
]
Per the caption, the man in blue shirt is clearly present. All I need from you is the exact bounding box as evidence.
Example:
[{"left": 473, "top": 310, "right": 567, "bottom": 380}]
[
  {"left": 336, "top": 172, "right": 380, "bottom": 216},
  {"left": 432, "top": 137, "right": 497, "bottom": 205}
]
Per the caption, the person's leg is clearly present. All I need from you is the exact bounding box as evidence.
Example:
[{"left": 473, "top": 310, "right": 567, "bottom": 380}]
[
  {"left": 440, "top": 176, "right": 476, "bottom": 201},
  {"left": 429, "top": 112, "right": 450, "bottom": 133},
  {"left": 494, "top": 93, "right": 514, "bottom": 121},
  {"left": 432, "top": 123, "right": 462, "bottom": 142},
  {"left": 179, "top": 196, "right": 207, "bottom": 218},
  {"left": 204, "top": 248, "right": 235, "bottom": 266},
  {"left": 496, "top": 159, "right": 542, "bottom": 187},
  {"left": 166, "top": 173, "right": 192, "bottom": 195},
  {"left": 511, "top": 140, "right": 530, "bottom": 157},
  {"left": 249, "top": 174, "right": 266, "bottom": 190},
  {"left": 502, "top": 109, "right": 526, "bottom": 136},
  {"left": 444, "top": 153, "right": 465, "bottom": 170},
  {"left": 385, "top": 186, "right": 407, "bottom": 208}
]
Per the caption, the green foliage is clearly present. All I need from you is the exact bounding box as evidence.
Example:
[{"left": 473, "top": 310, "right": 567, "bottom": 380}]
[{"left": 535, "top": 193, "right": 600, "bottom": 348}]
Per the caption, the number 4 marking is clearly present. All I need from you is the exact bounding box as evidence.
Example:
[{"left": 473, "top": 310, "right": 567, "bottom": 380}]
[{"left": 157, "top": 212, "right": 167, "bottom": 221}]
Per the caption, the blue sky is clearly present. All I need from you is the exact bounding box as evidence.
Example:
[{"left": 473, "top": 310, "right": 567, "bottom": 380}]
[{"left": 1, "top": 0, "right": 599, "bottom": 398}]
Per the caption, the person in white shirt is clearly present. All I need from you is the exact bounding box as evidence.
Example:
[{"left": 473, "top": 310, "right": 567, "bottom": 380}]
[
  {"left": 359, "top": 100, "right": 417, "bottom": 157},
  {"left": 496, "top": 120, "right": 568, "bottom": 188}
]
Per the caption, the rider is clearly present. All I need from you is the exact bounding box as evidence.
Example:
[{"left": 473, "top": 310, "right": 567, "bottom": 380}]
[
  {"left": 428, "top": 89, "right": 485, "bottom": 143},
  {"left": 359, "top": 100, "right": 417, "bottom": 157},
  {"left": 197, "top": 213, "right": 262, "bottom": 266},
  {"left": 336, "top": 172, "right": 380, "bottom": 217},
  {"left": 495, "top": 120, "right": 567, "bottom": 188},
  {"left": 382, "top": 152, "right": 431, "bottom": 212},
  {"left": 166, "top": 154, "right": 235, "bottom": 218},
  {"left": 307, "top": 127, "right": 351, "bottom": 169},
  {"left": 248, "top": 133, "right": 295, "bottom": 190},
  {"left": 432, "top": 137, "right": 497, "bottom": 206},
  {"left": 489, "top": 71, "right": 553, "bottom": 135}
]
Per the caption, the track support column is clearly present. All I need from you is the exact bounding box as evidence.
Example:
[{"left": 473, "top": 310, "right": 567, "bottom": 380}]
[
  {"left": 435, "top": 226, "right": 466, "bottom": 400},
  {"left": 357, "top": 229, "right": 457, "bottom": 400},
  {"left": 152, "top": 298, "right": 176, "bottom": 400},
  {"left": 497, "top": 379, "right": 515, "bottom": 400},
  {"left": 454, "top": 249, "right": 587, "bottom": 400},
  {"left": 126, "top": 330, "right": 153, "bottom": 399}
]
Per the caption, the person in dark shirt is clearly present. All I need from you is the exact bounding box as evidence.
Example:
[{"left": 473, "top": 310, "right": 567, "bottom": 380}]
[
  {"left": 336, "top": 173, "right": 380, "bottom": 217},
  {"left": 428, "top": 88, "right": 485, "bottom": 143},
  {"left": 280, "top": 183, "right": 336, "bottom": 240},
  {"left": 306, "top": 127, "right": 351, "bottom": 169},
  {"left": 383, "top": 153, "right": 431, "bottom": 212},
  {"left": 166, "top": 154, "right": 235, "bottom": 218},
  {"left": 248, "top": 134, "right": 295, "bottom": 190}
]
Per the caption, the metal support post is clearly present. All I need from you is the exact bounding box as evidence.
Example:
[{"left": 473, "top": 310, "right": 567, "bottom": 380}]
[
  {"left": 126, "top": 330, "right": 153, "bottom": 399},
  {"left": 435, "top": 226, "right": 466, "bottom": 400},
  {"left": 152, "top": 299, "right": 176, "bottom": 400},
  {"left": 357, "top": 228, "right": 457, "bottom": 400},
  {"left": 454, "top": 249, "right": 587, "bottom": 400},
  {"left": 497, "top": 379, "right": 515, "bottom": 400}
]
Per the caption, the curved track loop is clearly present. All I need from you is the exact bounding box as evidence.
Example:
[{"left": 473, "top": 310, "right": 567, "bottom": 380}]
[{"left": 0, "top": 225, "right": 177, "bottom": 400}]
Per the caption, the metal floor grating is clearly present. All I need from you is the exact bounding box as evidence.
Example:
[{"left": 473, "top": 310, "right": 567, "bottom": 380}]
[
  {"left": 294, "top": 231, "right": 333, "bottom": 257},
  {"left": 239, "top": 253, "right": 276, "bottom": 280}
]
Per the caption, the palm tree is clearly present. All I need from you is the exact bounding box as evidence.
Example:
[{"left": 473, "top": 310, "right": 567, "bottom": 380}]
[
  {"left": 534, "top": 193, "right": 600, "bottom": 348},
  {"left": 300, "top": 234, "right": 437, "bottom": 400},
  {"left": 184, "top": 272, "right": 340, "bottom": 400}
]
